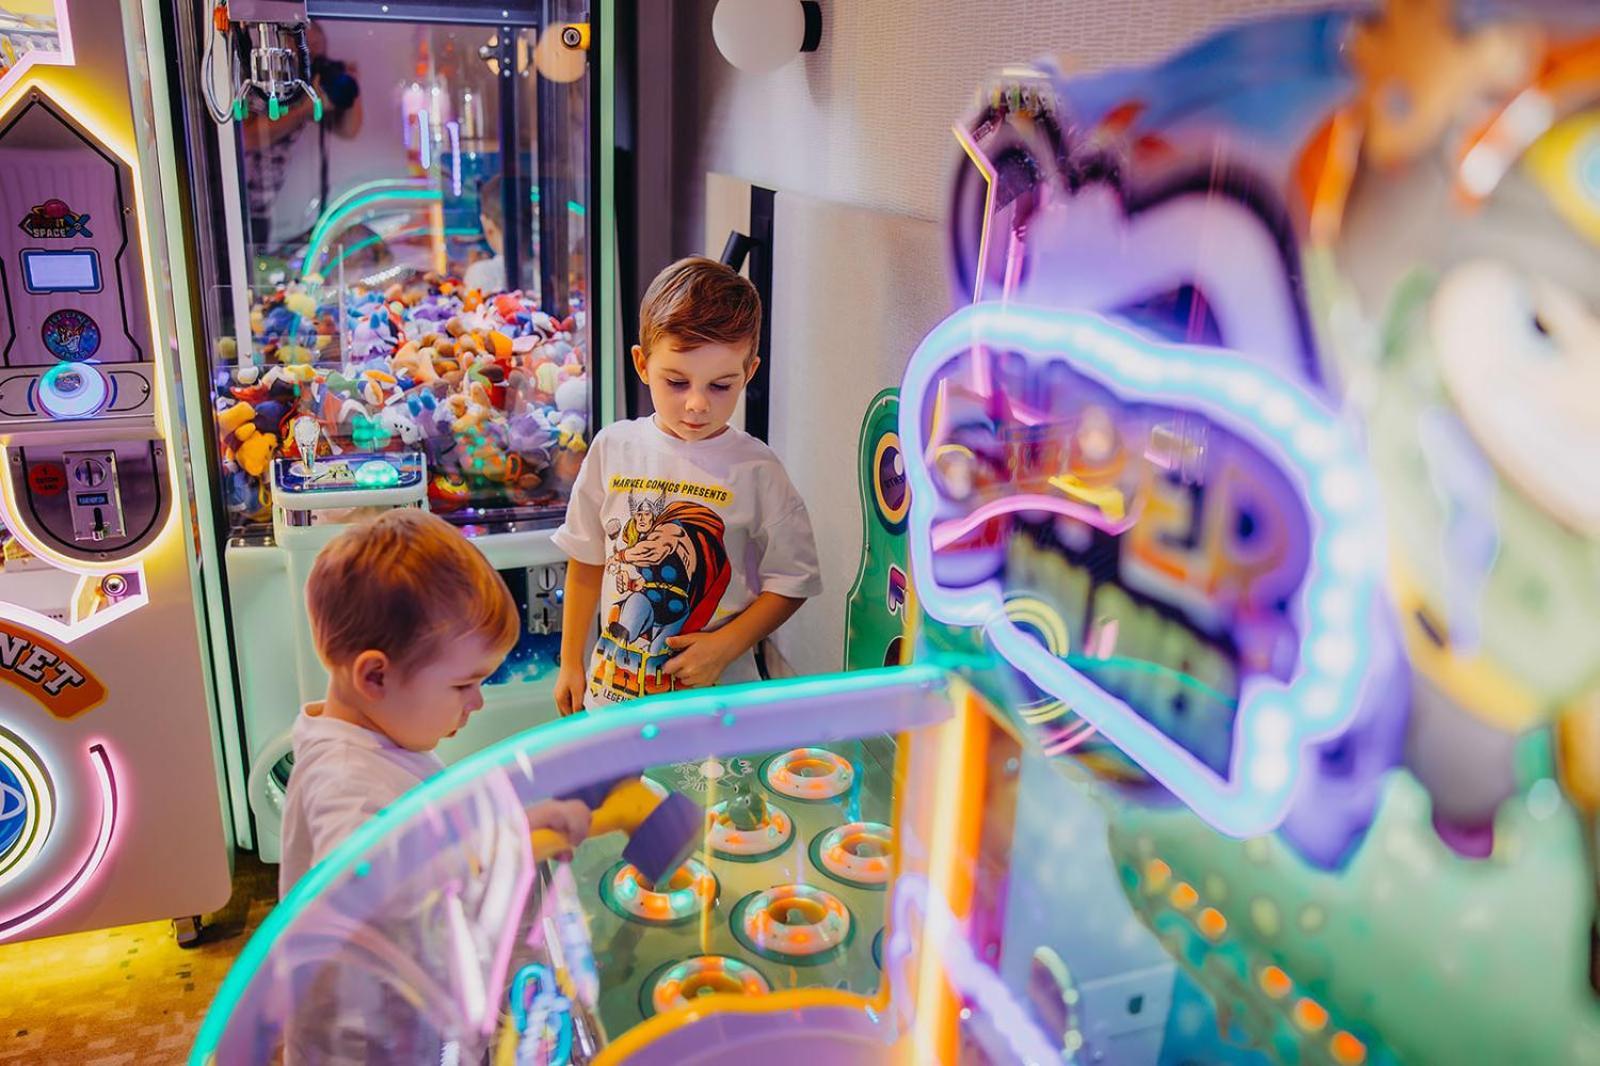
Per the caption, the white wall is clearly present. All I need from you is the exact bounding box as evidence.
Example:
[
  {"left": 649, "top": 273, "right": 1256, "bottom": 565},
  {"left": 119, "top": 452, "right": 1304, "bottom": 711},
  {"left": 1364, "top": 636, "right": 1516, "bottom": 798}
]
[
  {"left": 678, "top": 0, "right": 1327, "bottom": 228},
  {"left": 670, "top": 0, "right": 1328, "bottom": 676}
]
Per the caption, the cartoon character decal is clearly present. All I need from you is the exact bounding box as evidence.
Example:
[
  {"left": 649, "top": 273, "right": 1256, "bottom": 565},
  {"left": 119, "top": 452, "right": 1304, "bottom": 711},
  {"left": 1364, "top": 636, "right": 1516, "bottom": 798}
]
[
  {"left": 590, "top": 488, "right": 732, "bottom": 701},
  {"left": 40, "top": 308, "right": 100, "bottom": 361}
]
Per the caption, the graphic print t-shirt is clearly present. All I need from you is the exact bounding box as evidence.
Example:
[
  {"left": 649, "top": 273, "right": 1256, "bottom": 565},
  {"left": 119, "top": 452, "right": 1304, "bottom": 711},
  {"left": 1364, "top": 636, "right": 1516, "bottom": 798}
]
[{"left": 552, "top": 417, "right": 822, "bottom": 709}]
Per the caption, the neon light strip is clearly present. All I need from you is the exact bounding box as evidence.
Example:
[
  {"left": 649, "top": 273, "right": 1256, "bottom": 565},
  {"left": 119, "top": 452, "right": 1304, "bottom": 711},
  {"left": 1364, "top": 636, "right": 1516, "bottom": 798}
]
[
  {"left": 299, "top": 177, "right": 433, "bottom": 272},
  {"left": 1064, "top": 655, "right": 1235, "bottom": 708},
  {"left": 323, "top": 225, "right": 479, "bottom": 273},
  {"left": 527, "top": 187, "right": 588, "bottom": 216},
  {"left": 952, "top": 123, "right": 996, "bottom": 302},
  {"left": 303, "top": 188, "right": 444, "bottom": 278},
  {"left": 447, "top": 120, "right": 462, "bottom": 197},
  {"left": 417, "top": 109, "right": 432, "bottom": 170},
  {"left": 932, "top": 492, "right": 1135, "bottom": 550},
  {"left": 910, "top": 687, "right": 986, "bottom": 1063},
  {"left": 0, "top": 729, "right": 52, "bottom": 891},
  {"left": 892, "top": 873, "right": 1065, "bottom": 1065},
  {"left": 0, "top": 742, "right": 117, "bottom": 942},
  {"left": 901, "top": 302, "right": 1389, "bottom": 837},
  {"left": 1042, "top": 723, "right": 1097, "bottom": 756}
]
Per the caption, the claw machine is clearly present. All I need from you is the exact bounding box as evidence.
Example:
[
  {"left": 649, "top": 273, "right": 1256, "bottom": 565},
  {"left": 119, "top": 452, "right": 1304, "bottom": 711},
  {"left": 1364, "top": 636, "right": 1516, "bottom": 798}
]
[{"left": 147, "top": 0, "right": 618, "bottom": 859}]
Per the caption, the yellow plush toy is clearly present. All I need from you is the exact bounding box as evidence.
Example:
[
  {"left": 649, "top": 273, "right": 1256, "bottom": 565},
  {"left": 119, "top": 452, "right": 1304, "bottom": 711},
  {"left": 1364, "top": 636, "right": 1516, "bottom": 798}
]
[
  {"left": 217, "top": 400, "right": 278, "bottom": 478},
  {"left": 234, "top": 430, "right": 278, "bottom": 478},
  {"left": 216, "top": 401, "right": 255, "bottom": 439}
]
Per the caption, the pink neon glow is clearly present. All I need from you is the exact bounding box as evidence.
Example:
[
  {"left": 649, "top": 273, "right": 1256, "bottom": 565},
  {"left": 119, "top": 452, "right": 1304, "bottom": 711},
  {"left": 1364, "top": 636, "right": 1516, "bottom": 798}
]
[
  {"left": 0, "top": 741, "right": 118, "bottom": 942},
  {"left": 932, "top": 494, "right": 1136, "bottom": 550},
  {"left": 1003, "top": 226, "right": 1026, "bottom": 299},
  {"left": 1090, "top": 618, "right": 1120, "bottom": 660},
  {"left": 1043, "top": 722, "right": 1098, "bottom": 756}
]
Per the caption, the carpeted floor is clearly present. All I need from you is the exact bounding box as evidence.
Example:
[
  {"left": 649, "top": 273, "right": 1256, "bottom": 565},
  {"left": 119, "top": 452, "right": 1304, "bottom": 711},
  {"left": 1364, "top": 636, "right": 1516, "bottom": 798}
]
[{"left": 0, "top": 851, "right": 278, "bottom": 1064}]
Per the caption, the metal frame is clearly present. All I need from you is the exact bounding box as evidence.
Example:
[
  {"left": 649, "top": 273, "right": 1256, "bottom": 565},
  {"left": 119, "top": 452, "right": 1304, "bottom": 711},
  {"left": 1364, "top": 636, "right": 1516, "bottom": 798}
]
[{"left": 306, "top": 1, "right": 542, "bottom": 26}]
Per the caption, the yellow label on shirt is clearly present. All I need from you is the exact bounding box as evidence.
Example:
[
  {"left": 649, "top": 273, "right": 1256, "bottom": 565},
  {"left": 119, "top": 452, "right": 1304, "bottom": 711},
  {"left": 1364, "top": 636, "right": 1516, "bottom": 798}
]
[{"left": 608, "top": 475, "right": 733, "bottom": 506}]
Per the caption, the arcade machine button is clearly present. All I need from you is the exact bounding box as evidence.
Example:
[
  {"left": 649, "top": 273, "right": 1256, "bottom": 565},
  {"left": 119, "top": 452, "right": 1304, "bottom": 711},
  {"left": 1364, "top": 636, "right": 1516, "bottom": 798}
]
[{"left": 37, "top": 361, "right": 109, "bottom": 420}]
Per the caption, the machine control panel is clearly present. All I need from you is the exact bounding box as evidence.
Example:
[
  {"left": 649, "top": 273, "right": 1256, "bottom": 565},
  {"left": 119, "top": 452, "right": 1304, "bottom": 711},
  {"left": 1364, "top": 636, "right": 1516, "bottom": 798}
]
[
  {"left": 271, "top": 451, "right": 427, "bottom": 513},
  {"left": 0, "top": 88, "right": 170, "bottom": 564},
  {"left": 0, "top": 93, "right": 158, "bottom": 435}
]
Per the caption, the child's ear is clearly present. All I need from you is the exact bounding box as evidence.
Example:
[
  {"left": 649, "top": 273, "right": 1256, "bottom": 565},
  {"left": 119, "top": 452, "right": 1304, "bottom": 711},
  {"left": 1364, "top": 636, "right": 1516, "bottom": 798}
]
[
  {"left": 352, "top": 650, "right": 389, "bottom": 700},
  {"left": 745, "top": 355, "right": 761, "bottom": 384},
  {"left": 631, "top": 344, "right": 648, "bottom": 382}
]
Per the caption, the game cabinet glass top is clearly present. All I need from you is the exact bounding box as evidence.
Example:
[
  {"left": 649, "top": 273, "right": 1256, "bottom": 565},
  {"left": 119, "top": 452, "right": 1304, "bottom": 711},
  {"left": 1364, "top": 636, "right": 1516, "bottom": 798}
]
[
  {"left": 188, "top": 667, "right": 964, "bottom": 1066},
  {"left": 213, "top": 3, "right": 594, "bottom": 537}
]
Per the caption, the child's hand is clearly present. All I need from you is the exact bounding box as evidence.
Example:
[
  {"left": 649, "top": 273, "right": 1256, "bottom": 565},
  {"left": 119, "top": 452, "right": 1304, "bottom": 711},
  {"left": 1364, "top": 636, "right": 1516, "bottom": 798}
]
[
  {"left": 529, "top": 798, "right": 593, "bottom": 862},
  {"left": 554, "top": 666, "right": 589, "bottom": 717},
  {"left": 662, "top": 630, "right": 741, "bottom": 689}
]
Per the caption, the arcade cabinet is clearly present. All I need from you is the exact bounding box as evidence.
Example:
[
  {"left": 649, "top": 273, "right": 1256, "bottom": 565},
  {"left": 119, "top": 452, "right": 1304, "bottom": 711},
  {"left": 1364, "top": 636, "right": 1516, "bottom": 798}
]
[
  {"left": 0, "top": 0, "right": 232, "bottom": 945},
  {"left": 847, "top": 4, "right": 1600, "bottom": 1062}
]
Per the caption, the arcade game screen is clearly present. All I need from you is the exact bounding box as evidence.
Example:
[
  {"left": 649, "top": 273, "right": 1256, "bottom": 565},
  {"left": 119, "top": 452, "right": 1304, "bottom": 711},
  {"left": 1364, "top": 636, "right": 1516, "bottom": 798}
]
[{"left": 212, "top": 11, "right": 592, "bottom": 535}]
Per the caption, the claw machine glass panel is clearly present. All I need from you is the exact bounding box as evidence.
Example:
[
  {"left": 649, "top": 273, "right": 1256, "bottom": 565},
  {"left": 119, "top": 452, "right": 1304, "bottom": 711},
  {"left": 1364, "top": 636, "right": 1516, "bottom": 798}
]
[
  {"left": 170, "top": 0, "right": 605, "bottom": 861},
  {"left": 217, "top": 8, "right": 593, "bottom": 533}
]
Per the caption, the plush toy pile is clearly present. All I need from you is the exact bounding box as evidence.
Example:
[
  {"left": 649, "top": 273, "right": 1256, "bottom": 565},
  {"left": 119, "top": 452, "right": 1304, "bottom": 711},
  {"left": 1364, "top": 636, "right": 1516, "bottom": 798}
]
[{"left": 214, "top": 273, "right": 589, "bottom": 521}]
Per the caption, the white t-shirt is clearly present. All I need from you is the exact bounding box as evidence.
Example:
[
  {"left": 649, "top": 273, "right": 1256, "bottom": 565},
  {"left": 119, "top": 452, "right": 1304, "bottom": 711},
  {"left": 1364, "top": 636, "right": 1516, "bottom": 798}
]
[
  {"left": 278, "top": 706, "right": 444, "bottom": 898},
  {"left": 552, "top": 416, "right": 822, "bottom": 709},
  {"left": 462, "top": 253, "right": 505, "bottom": 294}
]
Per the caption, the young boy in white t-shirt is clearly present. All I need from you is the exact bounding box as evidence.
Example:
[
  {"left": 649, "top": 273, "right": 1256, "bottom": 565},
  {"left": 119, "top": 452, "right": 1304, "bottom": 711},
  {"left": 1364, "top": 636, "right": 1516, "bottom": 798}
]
[
  {"left": 552, "top": 256, "right": 822, "bottom": 713},
  {"left": 277, "top": 509, "right": 594, "bottom": 1062}
]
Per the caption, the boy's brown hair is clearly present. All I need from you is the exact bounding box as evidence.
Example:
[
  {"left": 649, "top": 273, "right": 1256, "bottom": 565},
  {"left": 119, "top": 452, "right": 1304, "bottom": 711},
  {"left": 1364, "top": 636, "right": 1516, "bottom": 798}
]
[
  {"left": 306, "top": 509, "right": 519, "bottom": 675},
  {"left": 638, "top": 256, "right": 761, "bottom": 363}
]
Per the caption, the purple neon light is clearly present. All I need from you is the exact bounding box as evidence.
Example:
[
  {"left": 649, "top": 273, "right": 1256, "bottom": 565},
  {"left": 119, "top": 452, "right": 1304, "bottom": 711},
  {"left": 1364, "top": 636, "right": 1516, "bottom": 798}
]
[
  {"left": 933, "top": 493, "right": 1136, "bottom": 550},
  {"left": 0, "top": 741, "right": 118, "bottom": 942},
  {"left": 900, "top": 302, "right": 1396, "bottom": 838},
  {"left": 447, "top": 121, "right": 462, "bottom": 197}
]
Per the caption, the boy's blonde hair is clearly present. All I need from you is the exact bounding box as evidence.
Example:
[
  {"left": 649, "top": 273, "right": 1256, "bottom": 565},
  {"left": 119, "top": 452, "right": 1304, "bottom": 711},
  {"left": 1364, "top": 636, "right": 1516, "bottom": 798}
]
[
  {"left": 306, "top": 509, "right": 519, "bottom": 675},
  {"left": 639, "top": 256, "right": 761, "bottom": 363}
]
